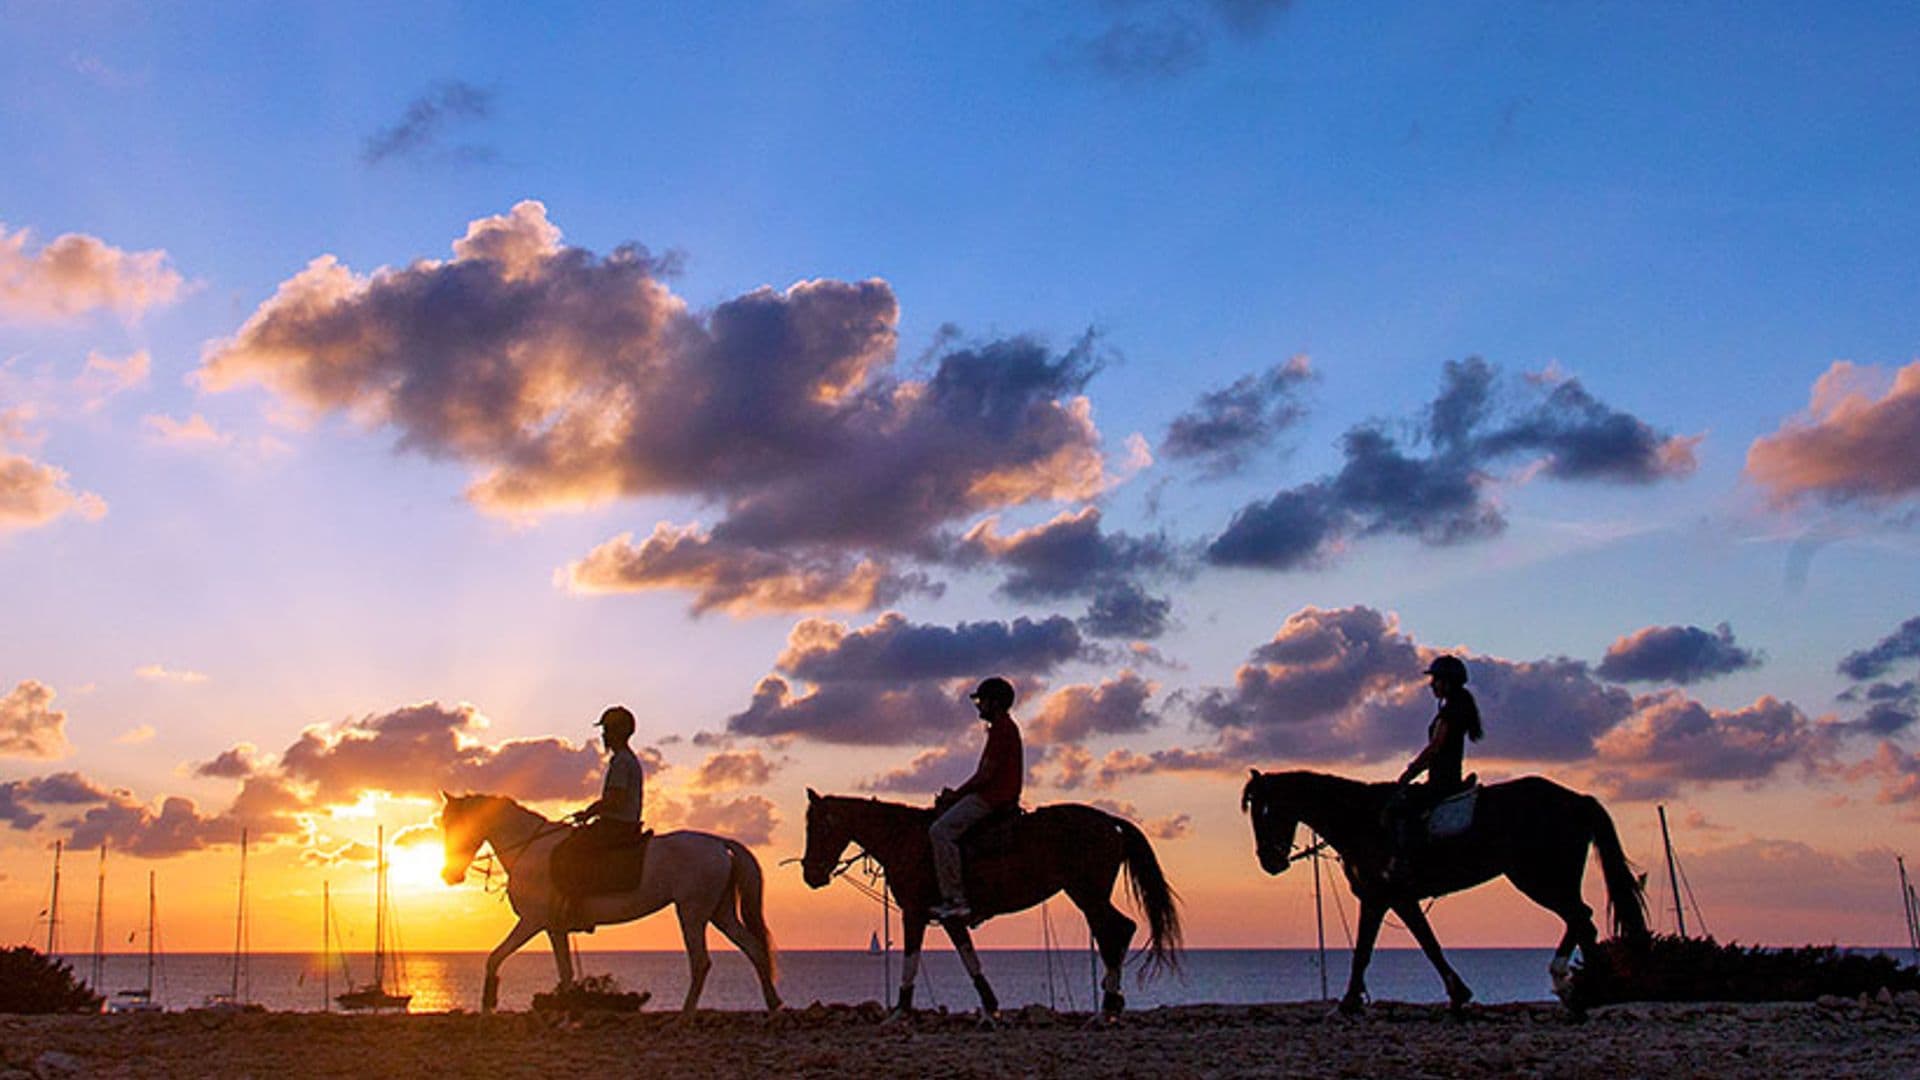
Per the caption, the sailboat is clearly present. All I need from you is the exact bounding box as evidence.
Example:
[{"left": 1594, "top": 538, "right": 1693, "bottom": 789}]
[
  {"left": 335, "top": 826, "right": 412, "bottom": 1011},
  {"left": 198, "top": 828, "right": 252, "bottom": 1011},
  {"left": 108, "top": 871, "right": 164, "bottom": 1013}
]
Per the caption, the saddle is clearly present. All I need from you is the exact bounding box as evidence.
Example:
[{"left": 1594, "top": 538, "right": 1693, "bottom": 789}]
[
  {"left": 1425, "top": 775, "right": 1479, "bottom": 839},
  {"left": 552, "top": 824, "right": 653, "bottom": 898},
  {"left": 960, "top": 804, "right": 1026, "bottom": 857}
]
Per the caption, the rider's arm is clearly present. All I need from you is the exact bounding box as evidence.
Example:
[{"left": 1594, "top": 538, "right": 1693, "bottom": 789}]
[{"left": 1396, "top": 718, "right": 1454, "bottom": 785}]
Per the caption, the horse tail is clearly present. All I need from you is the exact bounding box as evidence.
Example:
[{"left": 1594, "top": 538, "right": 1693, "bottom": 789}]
[
  {"left": 1584, "top": 795, "right": 1650, "bottom": 948},
  {"left": 724, "top": 839, "right": 778, "bottom": 983},
  {"left": 1116, "top": 818, "right": 1183, "bottom": 978}
]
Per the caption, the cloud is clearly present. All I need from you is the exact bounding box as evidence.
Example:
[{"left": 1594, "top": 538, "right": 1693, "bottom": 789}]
[
  {"left": 1596, "top": 623, "right": 1762, "bottom": 685},
  {"left": 1193, "top": 605, "right": 1637, "bottom": 763},
  {"left": 135, "top": 663, "right": 209, "bottom": 684},
  {"left": 729, "top": 677, "right": 967, "bottom": 746},
  {"left": 0, "top": 452, "right": 108, "bottom": 532},
  {"left": 690, "top": 749, "right": 776, "bottom": 791},
  {"left": 664, "top": 793, "right": 779, "bottom": 845},
  {"left": 65, "top": 794, "right": 237, "bottom": 856},
  {"left": 278, "top": 701, "right": 608, "bottom": 803},
  {"left": 1061, "top": 1, "right": 1292, "bottom": 82},
  {"left": 115, "top": 724, "right": 155, "bottom": 745},
  {"left": 1589, "top": 693, "right": 1820, "bottom": 799},
  {"left": 201, "top": 202, "right": 1115, "bottom": 613},
  {"left": 1079, "top": 582, "right": 1173, "bottom": 641},
  {"left": 1837, "top": 616, "right": 1920, "bottom": 681},
  {"left": 1027, "top": 672, "right": 1159, "bottom": 744},
  {"left": 194, "top": 745, "right": 258, "bottom": 780},
  {"left": 1, "top": 680, "right": 69, "bottom": 758},
  {"left": 861, "top": 745, "right": 970, "bottom": 795},
  {"left": 75, "top": 349, "right": 150, "bottom": 408},
  {"left": 361, "top": 80, "right": 496, "bottom": 165},
  {"left": 0, "top": 772, "right": 112, "bottom": 829},
  {"left": 1161, "top": 356, "right": 1313, "bottom": 477},
  {"left": 142, "top": 413, "right": 232, "bottom": 448},
  {"left": 1206, "top": 358, "right": 1696, "bottom": 571},
  {"left": 1090, "top": 747, "right": 1233, "bottom": 789},
  {"left": 1842, "top": 741, "right": 1920, "bottom": 814},
  {"left": 561, "top": 523, "right": 937, "bottom": 615},
  {"left": 1746, "top": 361, "right": 1920, "bottom": 503},
  {"left": 0, "top": 222, "right": 186, "bottom": 320},
  {"left": 953, "top": 506, "right": 1175, "bottom": 601},
  {"left": 1087, "top": 798, "right": 1191, "bottom": 840}
]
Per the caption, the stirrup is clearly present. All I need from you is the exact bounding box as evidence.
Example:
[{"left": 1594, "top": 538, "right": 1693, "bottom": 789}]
[{"left": 929, "top": 900, "right": 971, "bottom": 922}]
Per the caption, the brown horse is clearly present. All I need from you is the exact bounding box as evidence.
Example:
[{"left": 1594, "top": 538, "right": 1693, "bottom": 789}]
[
  {"left": 802, "top": 791, "right": 1181, "bottom": 1019},
  {"left": 1241, "top": 770, "right": 1648, "bottom": 1014}
]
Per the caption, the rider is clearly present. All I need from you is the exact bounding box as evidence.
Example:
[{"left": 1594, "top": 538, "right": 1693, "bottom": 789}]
[
  {"left": 1384, "top": 655, "right": 1483, "bottom": 885},
  {"left": 552, "top": 705, "right": 645, "bottom": 932},
  {"left": 928, "top": 676, "right": 1023, "bottom": 923}
]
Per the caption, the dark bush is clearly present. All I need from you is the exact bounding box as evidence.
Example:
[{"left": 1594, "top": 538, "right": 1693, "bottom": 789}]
[
  {"left": 0, "top": 947, "right": 104, "bottom": 1014},
  {"left": 531, "top": 972, "right": 651, "bottom": 1013},
  {"left": 1572, "top": 934, "right": 1920, "bottom": 1008}
]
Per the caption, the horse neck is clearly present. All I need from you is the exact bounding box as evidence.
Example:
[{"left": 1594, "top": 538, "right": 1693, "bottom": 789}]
[
  {"left": 1282, "top": 771, "right": 1391, "bottom": 854},
  {"left": 835, "top": 798, "right": 926, "bottom": 870},
  {"left": 480, "top": 798, "right": 551, "bottom": 872}
]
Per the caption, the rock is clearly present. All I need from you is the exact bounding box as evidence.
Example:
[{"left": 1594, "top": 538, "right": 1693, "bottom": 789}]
[
  {"left": 31, "top": 1051, "right": 81, "bottom": 1077},
  {"left": 1816, "top": 995, "right": 1847, "bottom": 1010},
  {"left": 1876, "top": 987, "right": 1894, "bottom": 1006}
]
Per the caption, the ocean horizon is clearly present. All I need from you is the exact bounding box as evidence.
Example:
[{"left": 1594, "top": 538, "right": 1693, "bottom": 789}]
[{"left": 56, "top": 946, "right": 1920, "bottom": 1015}]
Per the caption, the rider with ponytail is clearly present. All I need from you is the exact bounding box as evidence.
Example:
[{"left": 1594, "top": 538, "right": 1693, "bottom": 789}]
[{"left": 1384, "top": 655, "right": 1483, "bottom": 885}]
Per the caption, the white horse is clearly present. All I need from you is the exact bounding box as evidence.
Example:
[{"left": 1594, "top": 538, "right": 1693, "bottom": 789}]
[{"left": 439, "top": 793, "right": 781, "bottom": 1014}]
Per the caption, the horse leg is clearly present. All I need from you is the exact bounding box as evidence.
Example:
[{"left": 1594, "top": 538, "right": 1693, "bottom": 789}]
[
  {"left": 1392, "top": 900, "right": 1472, "bottom": 1013},
  {"left": 1508, "top": 870, "right": 1597, "bottom": 1011},
  {"left": 1339, "top": 900, "right": 1386, "bottom": 1015},
  {"left": 675, "top": 899, "right": 713, "bottom": 1017},
  {"left": 547, "top": 928, "right": 575, "bottom": 989},
  {"left": 884, "top": 916, "right": 927, "bottom": 1023},
  {"left": 482, "top": 917, "right": 541, "bottom": 1013},
  {"left": 1068, "top": 886, "right": 1135, "bottom": 1018},
  {"left": 943, "top": 921, "right": 1000, "bottom": 1018},
  {"left": 710, "top": 903, "right": 781, "bottom": 1012}
]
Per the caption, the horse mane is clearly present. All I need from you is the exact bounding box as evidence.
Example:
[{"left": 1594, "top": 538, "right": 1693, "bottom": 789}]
[{"left": 1242, "top": 769, "right": 1396, "bottom": 811}]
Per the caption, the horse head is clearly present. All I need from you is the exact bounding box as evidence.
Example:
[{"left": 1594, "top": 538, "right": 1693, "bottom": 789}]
[
  {"left": 801, "top": 789, "right": 851, "bottom": 889},
  {"left": 1241, "top": 770, "right": 1300, "bottom": 876},
  {"left": 440, "top": 791, "right": 493, "bottom": 886}
]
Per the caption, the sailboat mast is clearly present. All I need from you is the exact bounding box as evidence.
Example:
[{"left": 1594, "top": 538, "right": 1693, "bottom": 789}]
[
  {"left": 145, "top": 871, "right": 156, "bottom": 997},
  {"left": 230, "top": 827, "right": 248, "bottom": 1001},
  {"left": 91, "top": 843, "right": 107, "bottom": 990},
  {"left": 322, "top": 881, "right": 331, "bottom": 1010},
  {"left": 47, "top": 839, "right": 62, "bottom": 957},
  {"left": 1311, "top": 827, "right": 1328, "bottom": 1002},
  {"left": 373, "top": 826, "right": 386, "bottom": 989},
  {"left": 1658, "top": 805, "right": 1688, "bottom": 939},
  {"left": 1900, "top": 856, "right": 1919, "bottom": 962}
]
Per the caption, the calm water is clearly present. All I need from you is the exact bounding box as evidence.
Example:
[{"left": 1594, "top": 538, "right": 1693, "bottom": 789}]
[{"left": 71, "top": 948, "right": 1572, "bottom": 1013}]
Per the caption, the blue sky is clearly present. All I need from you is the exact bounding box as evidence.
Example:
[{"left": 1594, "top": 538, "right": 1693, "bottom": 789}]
[{"left": 4, "top": 2, "right": 1919, "bottom": 951}]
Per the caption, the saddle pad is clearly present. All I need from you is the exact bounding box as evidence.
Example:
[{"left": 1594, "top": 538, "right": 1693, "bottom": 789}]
[{"left": 1428, "top": 786, "right": 1477, "bottom": 838}]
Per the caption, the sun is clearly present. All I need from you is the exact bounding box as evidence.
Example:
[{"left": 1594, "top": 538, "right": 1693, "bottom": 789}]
[{"left": 385, "top": 839, "right": 447, "bottom": 892}]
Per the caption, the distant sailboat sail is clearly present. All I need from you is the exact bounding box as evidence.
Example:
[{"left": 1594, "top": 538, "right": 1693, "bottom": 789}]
[
  {"left": 868, "top": 931, "right": 881, "bottom": 955},
  {"left": 336, "top": 825, "right": 412, "bottom": 1011},
  {"left": 108, "top": 871, "right": 163, "bottom": 1013}
]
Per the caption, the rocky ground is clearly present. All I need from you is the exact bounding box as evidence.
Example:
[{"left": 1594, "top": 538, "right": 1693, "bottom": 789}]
[{"left": 5, "top": 997, "right": 1919, "bottom": 1079}]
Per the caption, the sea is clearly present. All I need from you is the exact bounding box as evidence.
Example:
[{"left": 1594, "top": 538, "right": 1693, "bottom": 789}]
[{"left": 71, "top": 948, "right": 1580, "bottom": 1014}]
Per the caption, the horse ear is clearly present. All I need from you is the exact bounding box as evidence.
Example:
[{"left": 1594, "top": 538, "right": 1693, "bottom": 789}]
[
  {"left": 1248, "top": 768, "right": 1260, "bottom": 780},
  {"left": 441, "top": 789, "right": 451, "bottom": 803},
  {"left": 807, "top": 788, "right": 820, "bottom": 804}
]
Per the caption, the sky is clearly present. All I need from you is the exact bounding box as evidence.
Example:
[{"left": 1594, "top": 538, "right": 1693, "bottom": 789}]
[{"left": 4, "top": 2, "right": 1920, "bottom": 961}]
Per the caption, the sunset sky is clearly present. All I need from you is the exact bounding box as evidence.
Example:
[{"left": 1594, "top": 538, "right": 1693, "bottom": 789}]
[{"left": 5, "top": 3, "right": 1920, "bottom": 961}]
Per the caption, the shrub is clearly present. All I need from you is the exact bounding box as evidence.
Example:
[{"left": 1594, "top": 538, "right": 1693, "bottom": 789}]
[
  {"left": 0, "top": 947, "right": 104, "bottom": 1014},
  {"left": 1572, "top": 934, "right": 1920, "bottom": 1008}
]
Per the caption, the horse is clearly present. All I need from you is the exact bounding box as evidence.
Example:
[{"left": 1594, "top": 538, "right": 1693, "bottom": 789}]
[
  {"left": 438, "top": 793, "right": 781, "bottom": 1015},
  {"left": 1240, "top": 770, "right": 1649, "bottom": 1015},
  {"left": 801, "top": 790, "right": 1181, "bottom": 1021}
]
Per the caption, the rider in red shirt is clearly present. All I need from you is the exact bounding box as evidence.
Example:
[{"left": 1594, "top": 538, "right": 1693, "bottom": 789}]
[{"left": 928, "top": 677, "right": 1023, "bottom": 922}]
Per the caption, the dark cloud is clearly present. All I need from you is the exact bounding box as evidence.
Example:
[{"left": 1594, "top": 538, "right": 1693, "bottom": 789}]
[
  {"left": 729, "top": 677, "right": 964, "bottom": 746},
  {"left": 1837, "top": 616, "right": 1920, "bottom": 681},
  {"left": 1591, "top": 693, "right": 1820, "bottom": 800},
  {"left": 1062, "top": 1, "right": 1292, "bottom": 82},
  {"left": 1193, "top": 605, "right": 1635, "bottom": 763},
  {"left": 690, "top": 749, "right": 776, "bottom": 791},
  {"left": 663, "top": 793, "right": 778, "bottom": 846},
  {"left": 65, "top": 795, "right": 235, "bottom": 857},
  {"left": 0, "top": 774, "right": 106, "bottom": 830},
  {"left": 202, "top": 203, "right": 1113, "bottom": 614},
  {"left": 1027, "top": 672, "right": 1159, "bottom": 744},
  {"left": 1843, "top": 741, "right": 1920, "bottom": 812},
  {"left": 0, "top": 680, "right": 68, "bottom": 758},
  {"left": 361, "top": 80, "right": 495, "bottom": 165},
  {"left": 775, "top": 613, "right": 1087, "bottom": 685},
  {"left": 1596, "top": 623, "right": 1762, "bottom": 685},
  {"left": 1088, "top": 798, "right": 1191, "bottom": 841},
  {"left": 1206, "top": 359, "right": 1695, "bottom": 571},
  {"left": 194, "top": 745, "right": 257, "bottom": 780},
  {"left": 279, "top": 702, "right": 607, "bottom": 802},
  {"left": 1079, "top": 582, "right": 1173, "bottom": 641},
  {"left": 1162, "top": 356, "right": 1313, "bottom": 477},
  {"left": 862, "top": 745, "right": 970, "bottom": 796},
  {"left": 1747, "top": 362, "right": 1920, "bottom": 504},
  {"left": 954, "top": 507, "right": 1174, "bottom": 600},
  {"left": 1091, "top": 747, "right": 1233, "bottom": 789},
  {"left": 562, "top": 524, "right": 939, "bottom": 615}
]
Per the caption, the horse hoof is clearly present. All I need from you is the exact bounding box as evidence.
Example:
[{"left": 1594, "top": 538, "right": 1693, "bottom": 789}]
[
  {"left": 880, "top": 1008, "right": 911, "bottom": 1027},
  {"left": 1333, "top": 998, "right": 1365, "bottom": 1018},
  {"left": 975, "top": 1012, "right": 998, "bottom": 1031},
  {"left": 1083, "top": 1012, "right": 1119, "bottom": 1030}
]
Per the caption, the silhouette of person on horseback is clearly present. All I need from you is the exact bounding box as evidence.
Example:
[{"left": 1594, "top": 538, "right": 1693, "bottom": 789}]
[
  {"left": 927, "top": 676, "right": 1023, "bottom": 923},
  {"left": 1384, "top": 654, "right": 1483, "bottom": 886},
  {"left": 551, "top": 705, "right": 647, "bottom": 932}
]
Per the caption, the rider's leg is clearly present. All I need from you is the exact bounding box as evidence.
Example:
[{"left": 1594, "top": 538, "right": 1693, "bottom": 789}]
[{"left": 929, "top": 794, "right": 993, "bottom": 915}]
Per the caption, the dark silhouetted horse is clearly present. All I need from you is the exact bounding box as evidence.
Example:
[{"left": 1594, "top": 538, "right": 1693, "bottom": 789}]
[
  {"left": 1241, "top": 770, "right": 1648, "bottom": 1014},
  {"left": 802, "top": 791, "right": 1181, "bottom": 1020}
]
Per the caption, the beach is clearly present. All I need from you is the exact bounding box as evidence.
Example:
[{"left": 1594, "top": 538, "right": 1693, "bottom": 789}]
[{"left": 5, "top": 999, "right": 1919, "bottom": 1079}]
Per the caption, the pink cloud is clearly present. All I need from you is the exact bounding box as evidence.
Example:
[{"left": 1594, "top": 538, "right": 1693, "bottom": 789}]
[
  {"left": 0, "top": 451, "right": 107, "bottom": 532},
  {"left": 1746, "top": 360, "right": 1920, "bottom": 502},
  {"left": 0, "top": 223, "right": 185, "bottom": 320},
  {"left": 0, "top": 680, "right": 69, "bottom": 759}
]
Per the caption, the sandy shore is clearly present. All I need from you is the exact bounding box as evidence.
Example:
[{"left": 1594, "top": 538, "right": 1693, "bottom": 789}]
[{"left": 5, "top": 999, "right": 1918, "bottom": 1079}]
